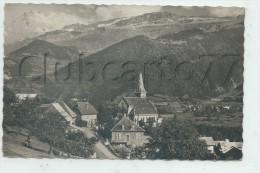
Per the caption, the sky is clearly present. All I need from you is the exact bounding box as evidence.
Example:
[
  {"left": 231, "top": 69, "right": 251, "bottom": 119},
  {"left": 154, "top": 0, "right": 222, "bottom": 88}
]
[{"left": 4, "top": 4, "right": 244, "bottom": 44}]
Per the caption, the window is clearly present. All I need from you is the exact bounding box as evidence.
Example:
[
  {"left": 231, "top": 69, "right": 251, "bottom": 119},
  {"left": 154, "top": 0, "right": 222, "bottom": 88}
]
[
  {"left": 126, "top": 134, "right": 130, "bottom": 141},
  {"left": 116, "top": 133, "right": 120, "bottom": 140},
  {"left": 136, "top": 133, "right": 140, "bottom": 139}
]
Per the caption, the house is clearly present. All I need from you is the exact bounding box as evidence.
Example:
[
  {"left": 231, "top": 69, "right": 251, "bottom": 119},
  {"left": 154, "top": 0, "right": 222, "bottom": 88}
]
[
  {"left": 49, "top": 100, "right": 77, "bottom": 125},
  {"left": 215, "top": 139, "right": 243, "bottom": 160},
  {"left": 16, "top": 94, "right": 38, "bottom": 101},
  {"left": 199, "top": 136, "right": 216, "bottom": 153},
  {"left": 118, "top": 72, "right": 159, "bottom": 125},
  {"left": 111, "top": 115, "right": 145, "bottom": 147},
  {"left": 72, "top": 102, "right": 98, "bottom": 126},
  {"left": 215, "top": 139, "right": 243, "bottom": 152},
  {"left": 221, "top": 146, "right": 243, "bottom": 160}
]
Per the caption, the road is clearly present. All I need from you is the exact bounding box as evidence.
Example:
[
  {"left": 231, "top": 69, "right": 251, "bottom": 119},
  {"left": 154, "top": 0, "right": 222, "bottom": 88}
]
[
  {"left": 81, "top": 127, "right": 119, "bottom": 159},
  {"left": 94, "top": 141, "right": 119, "bottom": 159}
]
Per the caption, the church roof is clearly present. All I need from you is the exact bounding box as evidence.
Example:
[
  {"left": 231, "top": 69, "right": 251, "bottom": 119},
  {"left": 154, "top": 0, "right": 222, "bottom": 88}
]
[
  {"left": 137, "top": 72, "right": 146, "bottom": 93},
  {"left": 111, "top": 116, "right": 145, "bottom": 132},
  {"left": 123, "top": 97, "right": 158, "bottom": 114},
  {"left": 73, "top": 102, "right": 98, "bottom": 115}
]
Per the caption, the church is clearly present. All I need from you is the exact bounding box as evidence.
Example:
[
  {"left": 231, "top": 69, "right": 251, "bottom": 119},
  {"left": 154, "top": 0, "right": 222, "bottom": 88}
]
[{"left": 118, "top": 72, "right": 159, "bottom": 125}]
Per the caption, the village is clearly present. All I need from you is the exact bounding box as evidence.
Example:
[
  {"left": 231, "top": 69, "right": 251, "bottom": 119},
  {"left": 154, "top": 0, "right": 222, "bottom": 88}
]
[{"left": 3, "top": 72, "right": 243, "bottom": 160}]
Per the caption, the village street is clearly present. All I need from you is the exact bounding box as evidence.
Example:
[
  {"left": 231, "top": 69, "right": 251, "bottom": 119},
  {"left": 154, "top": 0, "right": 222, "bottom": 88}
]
[{"left": 81, "top": 127, "right": 119, "bottom": 159}]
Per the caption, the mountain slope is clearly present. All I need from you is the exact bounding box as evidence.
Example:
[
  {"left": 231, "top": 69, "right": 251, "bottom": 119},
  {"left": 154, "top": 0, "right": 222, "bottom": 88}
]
[
  {"left": 41, "top": 25, "right": 244, "bottom": 107},
  {"left": 5, "top": 40, "right": 79, "bottom": 77}
]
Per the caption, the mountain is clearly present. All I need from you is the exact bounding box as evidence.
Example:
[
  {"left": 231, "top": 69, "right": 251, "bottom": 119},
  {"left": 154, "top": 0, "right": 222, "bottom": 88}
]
[
  {"left": 8, "top": 39, "right": 75, "bottom": 60},
  {"left": 40, "top": 25, "right": 244, "bottom": 107},
  {"left": 5, "top": 12, "right": 243, "bottom": 55},
  {"left": 62, "top": 18, "right": 124, "bottom": 32},
  {"left": 112, "top": 12, "right": 182, "bottom": 26},
  {"left": 4, "top": 12, "right": 244, "bottom": 106},
  {"left": 5, "top": 40, "right": 79, "bottom": 78},
  {"left": 62, "top": 23, "right": 92, "bottom": 32}
]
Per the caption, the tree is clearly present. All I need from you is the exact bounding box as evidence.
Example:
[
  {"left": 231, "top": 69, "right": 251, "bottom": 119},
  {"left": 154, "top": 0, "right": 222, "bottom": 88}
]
[
  {"left": 33, "top": 111, "right": 97, "bottom": 158},
  {"left": 75, "top": 115, "right": 88, "bottom": 127},
  {"left": 97, "top": 101, "right": 119, "bottom": 139},
  {"left": 3, "top": 87, "right": 16, "bottom": 105},
  {"left": 113, "top": 145, "right": 131, "bottom": 159},
  {"left": 145, "top": 117, "right": 212, "bottom": 160},
  {"left": 35, "top": 111, "right": 67, "bottom": 151},
  {"left": 13, "top": 98, "right": 41, "bottom": 129},
  {"left": 97, "top": 101, "right": 118, "bottom": 124},
  {"left": 3, "top": 87, "right": 17, "bottom": 126},
  {"left": 139, "top": 119, "right": 145, "bottom": 127}
]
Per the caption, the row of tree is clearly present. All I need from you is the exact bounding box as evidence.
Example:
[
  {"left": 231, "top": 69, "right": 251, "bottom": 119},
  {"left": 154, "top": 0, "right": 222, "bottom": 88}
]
[{"left": 138, "top": 118, "right": 214, "bottom": 160}]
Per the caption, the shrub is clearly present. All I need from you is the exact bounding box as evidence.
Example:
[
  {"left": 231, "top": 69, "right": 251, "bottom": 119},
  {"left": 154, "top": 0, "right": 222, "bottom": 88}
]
[
  {"left": 113, "top": 145, "right": 131, "bottom": 159},
  {"left": 75, "top": 116, "right": 88, "bottom": 127},
  {"left": 66, "top": 130, "right": 85, "bottom": 142}
]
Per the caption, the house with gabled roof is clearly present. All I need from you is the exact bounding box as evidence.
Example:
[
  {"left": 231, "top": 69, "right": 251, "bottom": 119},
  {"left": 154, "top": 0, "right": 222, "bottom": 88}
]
[
  {"left": 111, "top": 115, "right": 145, "bottom": 147},
  {"left": 49, "top": 100, "right": 77, "bottom": 125},
  {"left": 215, "top": 139, "right": 243, "bottom": 153},
  {"left": 118, "top": 72, "right": 158, "bottom": 125},
  {"left": 199, "top": 136, "right": 216, "bottom": 153},
  {"left": 215, "top": 139, "right": 243, "bottom": 160},
  {"left": 72, "top": 101, "right": 98, "bottom": 126}
]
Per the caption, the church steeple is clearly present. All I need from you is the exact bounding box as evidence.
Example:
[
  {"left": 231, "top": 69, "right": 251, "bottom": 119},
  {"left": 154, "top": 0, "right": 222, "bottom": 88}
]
[{"left": 137, "top": 72, "right": 147, "bottom": 98}]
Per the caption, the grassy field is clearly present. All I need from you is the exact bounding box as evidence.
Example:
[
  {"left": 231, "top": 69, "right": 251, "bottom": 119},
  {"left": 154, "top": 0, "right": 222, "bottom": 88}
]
[
  {"left": 3, "top": 128, "right": 56, "bottom": 158},
  {"left": 149, "top": 94, "right": 243, "bottom": 128},
  {"left": 192, "top": 112, "right": 243, "bottom": 127}
]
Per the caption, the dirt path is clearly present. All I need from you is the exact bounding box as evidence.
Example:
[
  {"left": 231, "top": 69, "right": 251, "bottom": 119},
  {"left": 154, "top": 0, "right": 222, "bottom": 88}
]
[
  {"left": 80, "top": 127, "right": 119, "bottom": 159},
  {"left": 94, "top": 141, "right": 119, "bottom": 159},
  {"left": 81, "top": 127, "right": 95, "bottom": 138}
]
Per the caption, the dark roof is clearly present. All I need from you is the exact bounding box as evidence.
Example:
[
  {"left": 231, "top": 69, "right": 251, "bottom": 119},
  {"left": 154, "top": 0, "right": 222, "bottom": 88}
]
[
  {"left": 123, "top": 97, "right": 158, "bottom": 114},
  {"left": 111, "top": 116, "right": 145, "bottom": 132},
  {"left": 73, "top": 102, "right": 98, "bottom": 115}
]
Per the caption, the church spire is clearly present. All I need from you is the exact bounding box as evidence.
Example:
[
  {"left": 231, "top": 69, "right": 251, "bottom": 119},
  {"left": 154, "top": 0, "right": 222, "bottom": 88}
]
[{"left": 137, "top": 72, "right": 147, "bottom": 98}]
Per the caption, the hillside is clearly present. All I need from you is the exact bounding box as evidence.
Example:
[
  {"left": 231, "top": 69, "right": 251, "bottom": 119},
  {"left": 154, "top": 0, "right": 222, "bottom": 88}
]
[
  {"left": 4, "top": 39, "right": 79, "bottom": 78},
  {"left": 3, "top": 127, "right": 56, "bottom": 158},
  {"left": 40, "top": 25, "right": 244, "bottom": 107}
]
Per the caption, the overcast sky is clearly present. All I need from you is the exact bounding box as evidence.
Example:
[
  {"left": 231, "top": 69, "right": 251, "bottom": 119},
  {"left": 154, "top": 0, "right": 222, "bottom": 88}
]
[{"left": 4, "top": 4, "right": 244, "bottom": 44}]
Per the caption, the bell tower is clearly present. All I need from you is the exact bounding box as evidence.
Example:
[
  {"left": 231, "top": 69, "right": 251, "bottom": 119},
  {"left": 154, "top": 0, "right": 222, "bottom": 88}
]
[{"left": 136, "top": 72, "right": 147, "bottom": 98}]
